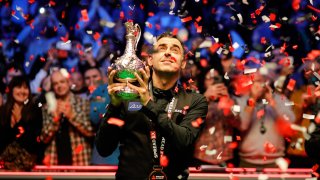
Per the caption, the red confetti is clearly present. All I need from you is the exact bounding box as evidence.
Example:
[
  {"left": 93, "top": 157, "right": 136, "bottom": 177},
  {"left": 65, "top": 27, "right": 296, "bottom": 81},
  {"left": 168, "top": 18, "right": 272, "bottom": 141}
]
[
  {"left": 42, "top": 155, "right": 51, "bottom": 166},
  {"left": 264, "top": 141, "right": 277, "bottom": 153},
  {"left": 148, "top": 12, "right": 154, "bottom": 17},
  {"left": 172, "top": 28, "right": 178, "bottom": 36},
  {"left": 315, "top": 112, "right": 320, "bottom": 124},
  {"left": 181, "top": 16, "right": 192, "bottom": 23},
  {"left": 28, "top": 0, "right": 35, "bottom": 3},
  {"left": 307, "top": 5, "right": 320, "bottom": 13},
  {"left": 40, "top": 57, "right": 46, "bottom": 62},
  {"left": 257, "top": 109, "right": 265, "bottom": 119},
  {"left": 16, "top": 126, "right": 25, "bottom": 138},
  {"left": 269, "top": 13, "right": 276, "bottom": 21},
  {"left": 286, "top": 79, "right": 296, "bottom": 91},
  {"left": 199, "top": 59, "right": 208, "bottom": 68},
  {"left": 228, "top": 142, "right": 238, "bottom": 149},
  {"left": 292, "top": 45, "right": 298, "bottom": 50},
  {"left": 61, "top": 11, "right": 65, "bottom": 19},
  {"left": 292, "top": 0, "right": 300, "bottom": 11},
  {"left": 74, "top": 144, "right": 83, "bottom": 154},
  {"left": 93, "top": 32, "right": 100, "bottom": 40},
  {"left": 312, "top": 164, "right": 319, "bottom": 172},
  {"left": 60, "top": 34, "right": 69, "bottom": 42},
  {"left": 81, "top": 9, "right": 89, "bottom": 22},
  {"left": 160, "top": 155, "right": 169, "bottom": 167},
  {"left": 195, "top": 16, "right": 202, "bottom": 22},
  {"left": 261, "top": 37, "right": 267, "bottom": 44},
  {"left": 275, "top": 117, "right": 296, "bottom": 137},
  {"left": 107, "top": 117, "right": 125, "bottom": 127},
  {"left": 49, "top": 0, "right": 56, "bottom": 6},
  {"left": 191, "top": 117, "right": 203, "bottom": 128},
  {"left": 140, "top": 3, "right": 144, "bottom": 10},
  {"left": 120, "top": 11, "right": 124, "bottom": 19}
]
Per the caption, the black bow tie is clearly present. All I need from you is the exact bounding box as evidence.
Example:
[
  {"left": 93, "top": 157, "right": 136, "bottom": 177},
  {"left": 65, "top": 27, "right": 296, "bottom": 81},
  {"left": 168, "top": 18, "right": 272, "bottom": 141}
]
[{"left": 153, "top": 88, "right": 174, "bottom": 98}]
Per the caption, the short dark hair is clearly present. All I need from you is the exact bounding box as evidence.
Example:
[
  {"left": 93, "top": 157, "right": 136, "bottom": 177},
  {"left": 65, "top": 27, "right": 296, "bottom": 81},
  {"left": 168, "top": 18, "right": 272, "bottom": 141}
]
[{"left": 156, "top": 32, "right": 184, "bottom": 54}]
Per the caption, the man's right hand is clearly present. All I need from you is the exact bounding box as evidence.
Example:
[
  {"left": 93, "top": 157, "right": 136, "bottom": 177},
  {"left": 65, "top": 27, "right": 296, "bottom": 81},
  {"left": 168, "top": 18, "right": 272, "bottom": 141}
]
[
  {"left": 204, "top": 84, "right": 228, "bottom": 101},
  {"left": 107, "top": 67, "right": 126, "bottom": 107}
]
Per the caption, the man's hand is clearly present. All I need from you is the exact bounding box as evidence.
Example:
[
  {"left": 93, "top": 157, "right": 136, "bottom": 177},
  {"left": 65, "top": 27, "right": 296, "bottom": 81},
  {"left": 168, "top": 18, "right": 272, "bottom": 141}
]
[
  {"left": 107, "top": 67, "right": 126, "bottom": 107},
  {"left": 56, "top": 100, "right": 74, "bottom": 120},
  {"left": 204, "top": 84, "right": 228, "bottom": 101},
  {"left": 127, "top": 66, "right": 151, "bottom": 106},
  {"left": 264, "top": 84, "right": 275, "bottom": 107}
]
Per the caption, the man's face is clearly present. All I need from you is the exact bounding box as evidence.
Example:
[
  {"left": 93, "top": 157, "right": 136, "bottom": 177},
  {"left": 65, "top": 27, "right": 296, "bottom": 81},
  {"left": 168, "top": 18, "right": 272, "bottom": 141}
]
[
  {"left": 84, "top": 69, "right": 102, "bottom": 88},
  {"left": 70, "top": 72, "right": 84, "bottom": 91},
  {"left": 51, "top": 71, "right": 70, "bottom": 98},
  {"left": 148, "top": 37, "right": 186, "bottom": 74}
]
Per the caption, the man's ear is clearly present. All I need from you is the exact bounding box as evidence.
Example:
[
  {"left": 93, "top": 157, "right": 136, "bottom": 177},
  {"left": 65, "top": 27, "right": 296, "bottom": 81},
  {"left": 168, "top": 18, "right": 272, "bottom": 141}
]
[
  {"left": 181, "top": 59, "right": 187, "bottom": 69},
  {"left": 147, "top": 55, "right": 153, "bottom": 67}
]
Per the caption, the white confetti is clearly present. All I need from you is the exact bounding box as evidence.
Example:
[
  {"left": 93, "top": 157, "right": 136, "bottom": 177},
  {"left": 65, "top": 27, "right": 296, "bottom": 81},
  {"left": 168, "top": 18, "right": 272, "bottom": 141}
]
[
  {"left": 199, "top": 38, "right": 213, "bottom": 48},
  {"left": 290, "top": 124, "right": 307, "bottom": 133},
  {"left": 24, "top": 99, "right": 29, "bottom": 105},
  {"left": 224, "top": 136, "right": 232, "bottom": 143},
  {"left": 224, "top": 72, "right": 229, "bottom": 80},
  {"left": 232, "top": 42, "right": 240, "bottom": 49},
  {"left": 209, "top": 126, "right": 215, "bottom": 135},
  {"left": 199, "top": 145, "right": 207, "bottom": 151},
  {"left": 284, "top": 101, "right": 294, "bottom": 106},
  {"left": 262, "top": 99, "right": 268, "bottom": 105},
  {"left": 216, "top": 47, "right": 223, "bottom": 55},
  {"left": 232, "top": 105, "right": 240, "bottom": 113},
  {"left": 308, "top": 122, "right": 316, "bottom": 134},
  {"left": 38, "top": 102, "right": 43, "bottom": 108},
  {"left": 261, "top": 15, "right": 270, "bottom": 22},
  {"left": 244, "top": 68, "right": 257, "bottom": 74},
  {"left": 60, "top": 68, "right": 69, "bottom": 78},
  {"left": 86, "top": 30, "right": 93, "bottom": 34},
  {"left": 216, "top": 151, "right": 222, "bottom": 159},
  {"left": 303, "top": 114, "right": 315, "bottom": 119},
  {"left": 25, "top": 61, "right": 30, "bottom": 68},
  {"left": 242, "top": 0, "right": 249, "bottom": 5},
  {"left": 313, "top": 71, "right": 320, "bottom": 80},
  {"left": 237, "top": 13, "right": 243, "bottom": 24},
  {"left": 205, "top": 149, "right": 217, "bottom": 155},
  {"left": 275, "top": 157, "right": 288, "bottom": 171},
  {"left": 309, "top": 0, "right": 313, "bottom": 5},
  {"left": 269, "top": 24, "right": 280, "bottom": 29}
]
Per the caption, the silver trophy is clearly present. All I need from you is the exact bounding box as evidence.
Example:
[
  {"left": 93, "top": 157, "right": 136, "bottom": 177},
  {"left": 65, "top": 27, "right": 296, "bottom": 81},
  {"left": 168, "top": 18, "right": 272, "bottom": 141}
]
[{"left": 111, "top": 21, "right": 145, "bottom": 100}]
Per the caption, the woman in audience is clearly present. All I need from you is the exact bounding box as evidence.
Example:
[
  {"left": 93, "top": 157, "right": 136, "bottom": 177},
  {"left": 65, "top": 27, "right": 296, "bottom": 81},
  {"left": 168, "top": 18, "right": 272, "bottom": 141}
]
[{"left": 0, "top": 76, "right": 42, "bottom": 170}]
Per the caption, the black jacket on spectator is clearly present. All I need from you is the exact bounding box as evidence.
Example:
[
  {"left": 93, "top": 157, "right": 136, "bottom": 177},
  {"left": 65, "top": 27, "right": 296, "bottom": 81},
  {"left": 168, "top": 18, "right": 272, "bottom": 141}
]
[{"left": 96, "top": 84, "right": 208, "bottom": 179}]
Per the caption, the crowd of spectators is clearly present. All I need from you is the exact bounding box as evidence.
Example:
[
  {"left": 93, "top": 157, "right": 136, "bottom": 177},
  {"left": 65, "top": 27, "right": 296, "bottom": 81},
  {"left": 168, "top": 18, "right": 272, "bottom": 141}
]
[{"left": 0, "top": 0, "right": 320, "bottom": 172}]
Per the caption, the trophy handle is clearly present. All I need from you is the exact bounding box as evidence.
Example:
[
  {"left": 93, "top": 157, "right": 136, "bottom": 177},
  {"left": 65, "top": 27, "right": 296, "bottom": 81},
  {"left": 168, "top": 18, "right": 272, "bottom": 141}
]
[{"left": 134, "top": 24, "right": 141, "bottom": 51}]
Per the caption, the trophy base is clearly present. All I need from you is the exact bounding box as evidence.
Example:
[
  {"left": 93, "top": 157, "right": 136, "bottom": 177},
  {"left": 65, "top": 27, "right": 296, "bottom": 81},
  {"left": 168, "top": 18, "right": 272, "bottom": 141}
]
[{"left": 116, "top": 87, "right": 139, "bottom": 100}]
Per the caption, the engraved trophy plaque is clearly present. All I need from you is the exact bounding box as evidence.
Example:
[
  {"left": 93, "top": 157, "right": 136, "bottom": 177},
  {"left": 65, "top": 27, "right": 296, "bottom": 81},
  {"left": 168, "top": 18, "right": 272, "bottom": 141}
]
[{"left": 111, "top": 21, "right": 145, "bottom": 100}]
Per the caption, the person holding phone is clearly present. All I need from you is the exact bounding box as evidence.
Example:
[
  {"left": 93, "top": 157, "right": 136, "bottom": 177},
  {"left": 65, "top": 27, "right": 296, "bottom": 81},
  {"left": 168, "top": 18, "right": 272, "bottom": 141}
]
[{"left": 194, "top": 67, "right": 239, "bottom": 166}]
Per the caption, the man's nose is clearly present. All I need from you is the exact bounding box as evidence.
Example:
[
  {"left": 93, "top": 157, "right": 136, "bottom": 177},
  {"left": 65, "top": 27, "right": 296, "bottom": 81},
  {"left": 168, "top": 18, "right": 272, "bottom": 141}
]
[{"left": 164, "top": 49, "right": 171, "bottom": 56}]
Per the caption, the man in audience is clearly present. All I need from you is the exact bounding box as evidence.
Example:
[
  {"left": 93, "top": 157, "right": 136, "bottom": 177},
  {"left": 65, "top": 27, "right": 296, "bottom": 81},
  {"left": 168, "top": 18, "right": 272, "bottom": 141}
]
[{"left": 40, "top": 69, "right": 93, "bottom": 165}]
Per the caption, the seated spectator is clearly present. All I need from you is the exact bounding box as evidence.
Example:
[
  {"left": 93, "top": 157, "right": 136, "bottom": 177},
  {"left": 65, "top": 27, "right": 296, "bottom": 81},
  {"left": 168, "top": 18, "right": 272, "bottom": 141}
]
[
  {"left": 40, "top": 69, "right": 93, "bottom": 165},
  {"left": 0, "top": 76, "right": 42, "bottom": 170}
]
